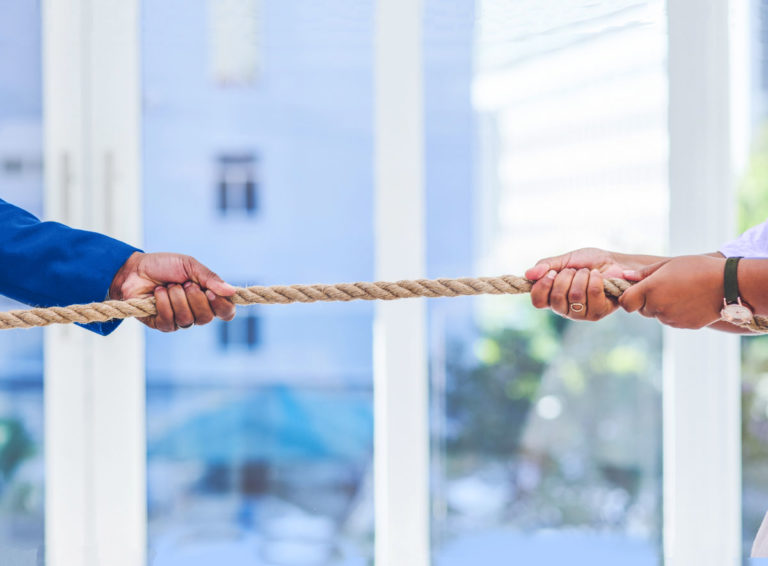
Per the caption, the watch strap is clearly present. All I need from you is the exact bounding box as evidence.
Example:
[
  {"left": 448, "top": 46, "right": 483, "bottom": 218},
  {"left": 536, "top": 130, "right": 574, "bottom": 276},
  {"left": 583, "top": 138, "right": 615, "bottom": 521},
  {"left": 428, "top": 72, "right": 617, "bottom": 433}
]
[{"left": 724, "top": 256, "right": 742, "bottom": 305}]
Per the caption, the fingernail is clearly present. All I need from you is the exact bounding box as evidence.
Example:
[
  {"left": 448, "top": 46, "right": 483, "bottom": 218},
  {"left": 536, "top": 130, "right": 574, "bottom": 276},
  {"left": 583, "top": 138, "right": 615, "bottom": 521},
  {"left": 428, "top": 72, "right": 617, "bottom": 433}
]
[
  {"left": 623, "top": 270, "right": 638, "bottom": 279},
  {"left": 206, "top": 290, "right": 216, "bottom": 301},
  {"left": 591, "top": 269, "right": 600, "bottom": 276},
  {"left": 547, "top": 270, "right": 557, "bottom": 280},
  {"left": 184, "top": 282, "right": 193, "bottom": 289}
]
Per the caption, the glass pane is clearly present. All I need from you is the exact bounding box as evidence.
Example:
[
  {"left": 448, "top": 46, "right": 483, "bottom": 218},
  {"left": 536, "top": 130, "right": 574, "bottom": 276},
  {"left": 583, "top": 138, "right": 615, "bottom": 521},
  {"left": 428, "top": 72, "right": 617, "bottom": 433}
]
[
  {"left": 0, "top": 1, "right": 45, "bottom": 560},
  {"left": 740, "top": 2, "right": 768, "bottom": 561},
  {"left": 141, "top": 2, "right": 375, "bottom": 564},
  {"left": 425, "top": 1, "right": 667, "bottom": 564}
]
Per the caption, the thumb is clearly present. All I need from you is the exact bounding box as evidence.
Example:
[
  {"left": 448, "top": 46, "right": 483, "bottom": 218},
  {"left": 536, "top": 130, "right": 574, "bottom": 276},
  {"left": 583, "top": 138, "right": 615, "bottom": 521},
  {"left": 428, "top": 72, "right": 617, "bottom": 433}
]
[
  {"left": 622, "top": 259, "right": 670, "bottom": 282},
  {"left": 184, "top": 258, "right": 237, "bottom": 297},
  {"left": 618, "top": 282, "right": 646, "bottom": 313},
  {"left": 525, "top": 253, "right": 571, "bottom": 280},
  {"left": 525, "top": 261, "right": 551, "bottom": 281}
]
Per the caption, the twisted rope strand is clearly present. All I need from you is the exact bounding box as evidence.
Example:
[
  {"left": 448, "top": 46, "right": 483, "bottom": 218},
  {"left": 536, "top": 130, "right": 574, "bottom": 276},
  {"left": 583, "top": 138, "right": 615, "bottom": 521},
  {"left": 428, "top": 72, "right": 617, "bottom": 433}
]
[{"left": 1, "top": 274, "right": 766, "bottom": 332}]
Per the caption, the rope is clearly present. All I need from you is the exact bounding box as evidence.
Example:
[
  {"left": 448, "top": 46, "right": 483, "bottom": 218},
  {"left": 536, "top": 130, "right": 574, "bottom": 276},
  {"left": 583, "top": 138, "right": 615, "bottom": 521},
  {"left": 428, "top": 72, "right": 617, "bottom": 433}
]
[{"left": 1, "top": 274, "right": 766, "bottom": 332}]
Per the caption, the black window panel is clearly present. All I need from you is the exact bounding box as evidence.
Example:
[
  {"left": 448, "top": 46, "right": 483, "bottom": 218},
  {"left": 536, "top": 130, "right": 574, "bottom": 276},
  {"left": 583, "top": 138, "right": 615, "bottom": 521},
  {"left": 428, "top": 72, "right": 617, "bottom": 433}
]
[
  {"left": 218, "top": 311, "right": 260, "bottom": 351},
  {"left": 216, "top": 153, "right": 259, "bottom": 215}
]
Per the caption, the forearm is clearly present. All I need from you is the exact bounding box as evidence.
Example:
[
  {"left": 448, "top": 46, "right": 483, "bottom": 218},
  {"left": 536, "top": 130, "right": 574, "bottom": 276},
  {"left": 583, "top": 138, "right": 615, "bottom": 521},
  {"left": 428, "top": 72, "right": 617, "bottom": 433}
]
[
  {"left": 736, "top": 259, "right": 768, "bottom": 316},
  {"left": 708, "top": 320, "right": 755, "bottom": 334},
  {"left": 0, "top": 199, "right": 139, "bottom": 335}
]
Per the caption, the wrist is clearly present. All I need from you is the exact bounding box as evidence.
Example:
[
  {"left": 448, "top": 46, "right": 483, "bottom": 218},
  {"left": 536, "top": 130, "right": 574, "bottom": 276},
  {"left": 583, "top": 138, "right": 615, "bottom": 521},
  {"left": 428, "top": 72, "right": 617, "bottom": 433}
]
[
  {"left": 710, "top": 257, "right": 727, "bottom": 298},
  {"left": 109, "top": 251, "right": 143, "bottom": 300}
]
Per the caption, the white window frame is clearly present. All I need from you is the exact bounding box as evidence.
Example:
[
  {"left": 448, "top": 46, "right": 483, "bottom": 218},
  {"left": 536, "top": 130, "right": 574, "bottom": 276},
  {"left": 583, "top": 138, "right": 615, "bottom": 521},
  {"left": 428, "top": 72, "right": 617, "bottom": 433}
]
[
  {"left": 374, "top": 0, "right": 430, "bottom": 565},
  {"left": 43, "top": 2, "right": 145, "bottom": 566},
  {"left": 39, "top": 1, "right": 748, "bottom": 565},
  {"left": 665, "top": 1, "right": 745, "bottom": 564}
]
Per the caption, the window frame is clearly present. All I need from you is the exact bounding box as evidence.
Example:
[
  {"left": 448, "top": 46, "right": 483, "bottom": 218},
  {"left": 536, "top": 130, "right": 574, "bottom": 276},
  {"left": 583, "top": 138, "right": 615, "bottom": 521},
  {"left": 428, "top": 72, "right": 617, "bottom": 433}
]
[
  {"left": 43, "top": 2, "right": 145, "bottom": 566},
  {"left": 40, "top": 1, "right": 746, "bottom": 565}
]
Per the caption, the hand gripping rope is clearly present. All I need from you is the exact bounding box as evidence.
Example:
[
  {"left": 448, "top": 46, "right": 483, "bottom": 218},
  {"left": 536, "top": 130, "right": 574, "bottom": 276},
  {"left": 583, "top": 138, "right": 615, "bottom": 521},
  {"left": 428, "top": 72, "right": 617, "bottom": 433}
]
[{"left": 1, "top": 275, "right": 766, "bottom": 332}]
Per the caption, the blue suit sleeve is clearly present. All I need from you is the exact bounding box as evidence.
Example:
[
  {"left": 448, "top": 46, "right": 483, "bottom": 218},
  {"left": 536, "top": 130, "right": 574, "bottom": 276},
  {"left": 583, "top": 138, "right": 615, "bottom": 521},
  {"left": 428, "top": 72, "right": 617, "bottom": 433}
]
[{"left": 0, "top": 199, "right": 141, "bottom": 336}]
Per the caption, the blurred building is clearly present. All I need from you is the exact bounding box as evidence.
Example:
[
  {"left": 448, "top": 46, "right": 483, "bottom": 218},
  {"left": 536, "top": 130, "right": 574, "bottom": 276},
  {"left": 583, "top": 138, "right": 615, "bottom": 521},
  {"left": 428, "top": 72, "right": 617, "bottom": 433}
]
[{"left": 142, "top": 0, "right": 476, "bottom": 389}]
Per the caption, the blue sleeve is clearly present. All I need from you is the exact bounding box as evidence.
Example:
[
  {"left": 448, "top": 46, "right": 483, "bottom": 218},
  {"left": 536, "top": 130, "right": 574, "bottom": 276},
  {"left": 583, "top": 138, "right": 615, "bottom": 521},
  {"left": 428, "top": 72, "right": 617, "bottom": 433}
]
[{"left": 0, "top": 199, "right": 141, "bottom": 336}]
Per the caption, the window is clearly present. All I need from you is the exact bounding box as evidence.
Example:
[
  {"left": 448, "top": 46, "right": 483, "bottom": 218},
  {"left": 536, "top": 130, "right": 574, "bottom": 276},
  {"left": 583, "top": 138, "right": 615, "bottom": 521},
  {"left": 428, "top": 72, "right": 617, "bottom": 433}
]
[
  {"left": 218, "top": 311, "right": 261, "bottom": 350},
  {"left": 740, "top": 0, "right": 768, "bottom": 558},
  {"left": 29, "top": 1, "right": 745, "bottom": 564},
  {"left": 144, "top": 2, "right": 375, "bottom": 564},
  {"left": 208, "top": 0, "right": 262, "bottom": 85},
  {"left": 425, "top": 1, "right": 667, "bottom": 563},
  {"left": 217, "top": 153, "right": 259, "bottom": 215},
  {"left": 0, "top": 1, "right": 45, "bottom": 559}
]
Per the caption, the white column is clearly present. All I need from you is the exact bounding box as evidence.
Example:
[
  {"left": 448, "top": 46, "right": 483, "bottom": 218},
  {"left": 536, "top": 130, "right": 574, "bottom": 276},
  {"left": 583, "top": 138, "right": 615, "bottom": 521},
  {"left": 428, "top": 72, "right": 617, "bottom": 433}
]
[
  {"left": 666, "top": 1, "right": 741, "bottom": 564},
  {"left": 374, "top": 0, "right": 429, "bottom": 565},
  {"left": 87, "top": 2, "right": 146, "bottom": 566},
  {"left": 43, "top": 2, "right": 93, "bottom": 565},
  {"left": 43, "top": 1, "right": 145, "bottom": 565}
]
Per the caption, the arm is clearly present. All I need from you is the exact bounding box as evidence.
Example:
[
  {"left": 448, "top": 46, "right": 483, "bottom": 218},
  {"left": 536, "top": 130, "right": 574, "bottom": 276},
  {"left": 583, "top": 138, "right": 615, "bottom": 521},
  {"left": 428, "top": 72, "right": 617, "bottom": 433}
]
[
  {"left": 619, "top": 254, "right": 742, "bottom": 330},
  {"left": 732, "top": 259, "right": 768, "bottom": 315},
  {"left": 0, "top": 199, "right": 236, "bottom": 334},
  {"left": 701, "top": 258, "right": 768, "bottom": 334},
  {"left": 0, "top": 199, "right": 140, "bottom": 335}
]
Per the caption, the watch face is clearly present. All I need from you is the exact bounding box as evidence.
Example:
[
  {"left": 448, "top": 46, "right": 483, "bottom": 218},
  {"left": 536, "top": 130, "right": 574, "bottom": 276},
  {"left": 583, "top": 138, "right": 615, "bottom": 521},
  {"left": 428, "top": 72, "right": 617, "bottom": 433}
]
[{"left": 721, "top": 304, "right": 754, "bottom": 325}]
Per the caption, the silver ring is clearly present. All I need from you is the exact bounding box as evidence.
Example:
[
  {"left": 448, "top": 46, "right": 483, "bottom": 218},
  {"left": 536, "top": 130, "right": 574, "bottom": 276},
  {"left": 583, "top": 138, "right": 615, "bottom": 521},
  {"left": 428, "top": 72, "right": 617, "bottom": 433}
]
[{"left": 569, "top": 302, "right": 585, "bottom": 313}]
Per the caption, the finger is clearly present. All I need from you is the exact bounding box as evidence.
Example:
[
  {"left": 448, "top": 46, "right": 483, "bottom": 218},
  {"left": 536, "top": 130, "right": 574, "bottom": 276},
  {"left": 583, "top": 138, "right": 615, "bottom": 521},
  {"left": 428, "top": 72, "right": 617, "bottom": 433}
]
[
  {"left": 154, "top": 286, "right": 176, "bottom": 332},
  {"left": 639, "top": 306, "right": 658, "bottom": 319},
  {"left": 623, "top": 259, "right": 670, "bottom": 282},
  {"left": 525, "top": 261, "right": 551, "bottom": 281},
  {"left": 525, "top": 253, "right": 573, "bottom": 280},
  {"left": 619, "top": 284, "right": 646, "bottom": 313},
  {"left": 567, "top": 268, "right": 590, "bottom": 319},
  {"left": 602, "top": 265, "right": 625, "bottom": 278},
  {"left": 184, "top": 282, "right": 215, "bottom": 325},
  {"left": 207, "top": 290, "right": 236, "bottom": 321},
  {"left": 168, "top": 283, "right": 195, "bottom": 329},
  {"left": 550, "top": 268, "right": 576, "bottom": 316},
  {"left": 183, "top": 257, "right": 237, "bottom": 297},
  {"left": 530, "top": 269, "right": 557, "bottom": 308},
  {"left": 586, "top": 269, "right": 615, "bottom": 320}
]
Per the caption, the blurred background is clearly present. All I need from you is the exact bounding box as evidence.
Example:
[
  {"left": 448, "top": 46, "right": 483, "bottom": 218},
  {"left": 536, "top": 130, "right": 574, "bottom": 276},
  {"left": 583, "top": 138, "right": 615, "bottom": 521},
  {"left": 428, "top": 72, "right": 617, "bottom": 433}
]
[{"left": 0, "top": 0, "right": 766, "bottom": 565}]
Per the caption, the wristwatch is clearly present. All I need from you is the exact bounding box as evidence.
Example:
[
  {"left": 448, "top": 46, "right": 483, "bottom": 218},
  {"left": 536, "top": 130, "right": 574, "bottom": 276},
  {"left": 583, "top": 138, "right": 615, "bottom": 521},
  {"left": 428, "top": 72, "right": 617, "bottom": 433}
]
[{"left": 720, "top": 256, "right": 754, "bottom": 326}]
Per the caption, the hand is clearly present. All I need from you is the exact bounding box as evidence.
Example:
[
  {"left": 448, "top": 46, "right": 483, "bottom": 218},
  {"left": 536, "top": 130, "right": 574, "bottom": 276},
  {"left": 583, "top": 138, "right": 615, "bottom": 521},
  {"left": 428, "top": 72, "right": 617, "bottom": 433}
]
[
  {"left": 525, "top": 248, "right": 626, "bottom": 321},
  {"left": 109, "top": 252, "right": 237, "bottom": 332},
  {"left": 619, "top": 255, "right": 725, "bottom": 329}
]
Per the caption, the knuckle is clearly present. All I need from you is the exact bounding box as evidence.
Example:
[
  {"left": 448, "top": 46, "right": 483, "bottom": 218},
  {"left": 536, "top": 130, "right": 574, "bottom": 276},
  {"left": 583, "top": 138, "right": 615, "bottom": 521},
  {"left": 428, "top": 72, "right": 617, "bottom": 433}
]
[
  {"left": 197, "top": 313, "right": 214, "bottom": 325},
  {"left": 530, "top": 292, "right": 547, "bottom": 309},
  {"left": 550, "top": 286, "right": 565, "bottom": 300},
  {"left": 569, "top": 290, "right": 585, "bottom": 302}
]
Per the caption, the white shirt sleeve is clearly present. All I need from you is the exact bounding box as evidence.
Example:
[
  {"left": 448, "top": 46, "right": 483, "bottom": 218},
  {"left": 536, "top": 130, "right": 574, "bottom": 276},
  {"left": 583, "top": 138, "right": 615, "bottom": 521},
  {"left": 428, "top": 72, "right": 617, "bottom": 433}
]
[{"left": 719, "top": 220, "right": 768, "bottom": 258}]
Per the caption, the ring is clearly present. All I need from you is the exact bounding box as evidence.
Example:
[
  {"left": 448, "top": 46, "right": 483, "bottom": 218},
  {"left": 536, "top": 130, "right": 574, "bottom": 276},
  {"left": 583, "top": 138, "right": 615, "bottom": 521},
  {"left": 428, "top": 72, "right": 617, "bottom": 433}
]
[{"left": 569, "top": 302, "right": 585, "bottom": 313}]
